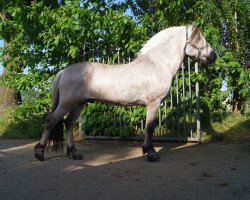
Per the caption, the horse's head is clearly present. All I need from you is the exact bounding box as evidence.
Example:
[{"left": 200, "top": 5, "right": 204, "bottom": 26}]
[{"left": 184, "top": 25, "right": 216, "bottom": 65}]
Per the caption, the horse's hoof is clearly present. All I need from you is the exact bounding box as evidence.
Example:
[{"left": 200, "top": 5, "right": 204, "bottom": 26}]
[
  {"left": 146, "top": 151, "right": 160, "bottom": 162},
  {"left": 35, "top": 152, "right": 44, "bottom": 161},
  {"left": 34, "top": 142, "right": 45, "bottom": 161},
  {"left": 72, "top": 153, "right": 83, "bottom": 160},
  {"left": 67, "top": 144, "right": 83, "bottom": 160},
  {"left": 142, "top": 145, "right": 160, "bottom": 162}
]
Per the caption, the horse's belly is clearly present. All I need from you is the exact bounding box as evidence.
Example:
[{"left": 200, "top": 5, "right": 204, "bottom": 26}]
[{"left": 90, "top": 89, "right": 145, "bottom": 106}]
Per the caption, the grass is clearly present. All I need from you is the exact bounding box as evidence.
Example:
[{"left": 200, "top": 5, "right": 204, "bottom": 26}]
[{"left": 202, "top": 112, "right": 250, "bottom": 143}]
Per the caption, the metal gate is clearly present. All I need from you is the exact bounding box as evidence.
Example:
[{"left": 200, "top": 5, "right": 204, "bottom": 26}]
[{"left": 79, "top": 48, "right": 201, "bottom": 142}]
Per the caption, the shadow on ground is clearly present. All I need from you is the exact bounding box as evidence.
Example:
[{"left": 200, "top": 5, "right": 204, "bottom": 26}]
[{"left": 0, "top": 139, "right": 250, "bottom": 200}]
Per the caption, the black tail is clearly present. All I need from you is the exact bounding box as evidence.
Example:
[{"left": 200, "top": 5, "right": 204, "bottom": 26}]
[
  {"left": 47, "top": 70, "right": 64, "bottom": 152},
  {"left": 48, "top": 119, "right": 64, "bottom": 152}
]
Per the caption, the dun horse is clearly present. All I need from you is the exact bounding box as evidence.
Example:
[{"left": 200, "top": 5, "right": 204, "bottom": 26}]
[{"left": 34, "top": 25, "right": 216, "bottom": 162}]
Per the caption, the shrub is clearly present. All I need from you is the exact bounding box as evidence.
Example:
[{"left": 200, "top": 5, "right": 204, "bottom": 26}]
[{"left": 0, "top": 103, "right": 47, "bottom": 139}]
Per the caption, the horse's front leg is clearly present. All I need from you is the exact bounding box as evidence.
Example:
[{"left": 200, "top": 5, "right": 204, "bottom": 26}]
[
  {"left": 142, "top": 101, "right": 160, "bottom": 162},
  {"left": 64, "top": 106, "right": 84, "bottom": 160}
]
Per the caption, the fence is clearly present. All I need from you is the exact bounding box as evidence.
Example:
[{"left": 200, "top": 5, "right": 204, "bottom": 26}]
[{"left": 79, "top": 48, "right": 201, "bottom": 142}]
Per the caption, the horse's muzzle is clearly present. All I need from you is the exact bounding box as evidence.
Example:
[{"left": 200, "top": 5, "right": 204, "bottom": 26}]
[{"left": 207, "top": 51, "right": 217, "bottom": 64}]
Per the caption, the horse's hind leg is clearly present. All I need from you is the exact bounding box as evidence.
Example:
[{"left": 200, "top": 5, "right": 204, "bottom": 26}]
[
  {"left": 35, "top": 106, "right": 69, "bottom": 161},
  {"left": 142, "top": 101, "right": 160, "bottom": 162},
  {"left": 64, "top": 105, "right": 84, "bottom": 160}
]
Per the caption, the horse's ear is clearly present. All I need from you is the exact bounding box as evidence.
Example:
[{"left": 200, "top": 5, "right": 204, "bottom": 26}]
[
  {"left": 190, "top": 24, "right": 199, "bottom": 30},
  {"left": 189, "top": 25, "right": 201, "bottom": 43}
]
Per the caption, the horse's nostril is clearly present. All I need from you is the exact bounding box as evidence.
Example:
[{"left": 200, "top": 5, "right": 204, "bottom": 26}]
[{"left": 209, "top": 52, "right": 216, "bottom": 63}]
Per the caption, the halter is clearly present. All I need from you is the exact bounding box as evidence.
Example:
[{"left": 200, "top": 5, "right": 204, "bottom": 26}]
[{"left": 184, "top": 25, "right": 207, "bottom": 61}]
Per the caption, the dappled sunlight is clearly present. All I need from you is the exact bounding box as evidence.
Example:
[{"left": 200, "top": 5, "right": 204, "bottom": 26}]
[
  {"left": 0, "top": 139, "right": 199, "bottom": 176},
  {"left": 170, "top": 143, "right": 198, "bottom": 151},
  {"left": 0, "top": 141, "right": 37, "bottom": 153},
  {"left": 63, "top": 165, "right": 85, "bottom": 172},
  {"left": 85, "top": 146, "right": 163, "bottom": 166}
]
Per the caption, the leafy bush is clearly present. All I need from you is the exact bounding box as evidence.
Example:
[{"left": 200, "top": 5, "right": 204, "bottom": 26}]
[
  {"left": 81, "top": 102, "right": 146, "bottom": 138},
  {"left": 0, "top": 102, "right": 48, "bottom": 139}
]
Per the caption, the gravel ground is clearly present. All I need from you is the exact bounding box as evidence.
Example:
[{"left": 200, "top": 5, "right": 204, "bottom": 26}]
[{"left": 0, "top": 139, "right": 249, "bottom": 200}]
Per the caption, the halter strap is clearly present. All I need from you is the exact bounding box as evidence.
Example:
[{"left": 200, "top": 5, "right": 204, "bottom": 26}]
[{"left": 184, "top": 25, "right": 207, "bottom": 61}]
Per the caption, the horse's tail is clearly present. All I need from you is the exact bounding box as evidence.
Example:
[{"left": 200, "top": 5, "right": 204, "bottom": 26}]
[
  {"left": 51, "top": 70, "right": 64, "bottom": 111},
  {"left": 48, "top": 70, "right": 64, "bottom": 152}
]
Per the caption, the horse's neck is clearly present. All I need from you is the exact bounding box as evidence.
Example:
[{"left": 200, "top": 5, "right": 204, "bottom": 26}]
[
  {"left": 160, "top": 36, "right": 186, "bottom": 75},
  {"left": 138, "top": 27, "right": 186, "bottom": 76}
]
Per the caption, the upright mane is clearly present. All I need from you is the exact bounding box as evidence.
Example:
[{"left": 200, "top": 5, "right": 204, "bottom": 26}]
[
  {"left": 138, "top": 25, "right": 201, "bottom": 57},
  {"left": 138, "top": 26, "right": 184, "bottom": 56}
]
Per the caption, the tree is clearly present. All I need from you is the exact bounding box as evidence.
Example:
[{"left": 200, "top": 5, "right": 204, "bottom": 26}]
[
  {"left": 127, "top": 0, "right": 250, "bottom": 114},
  {"left": 190, "top": 0, "right": 250, "bottom": 113},
  {"left": 0, "top": 0, "right": 146, "bottom": 112}
]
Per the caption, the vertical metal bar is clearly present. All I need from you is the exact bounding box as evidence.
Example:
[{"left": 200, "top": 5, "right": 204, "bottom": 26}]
[
  {"left": 79, "top": 114, "right": 85, "bottom": 139},
  {"left": 181, "top": 63, "right": 186, "bottom": 136},
  {"left": 114, "top": 111, "right": 116, "bottom": 127},
  {"left": 112, "top": 50, "right": 114, "bottom": 65},
  {"left": 79, "top": 46, "right": 86, "bottom": 139},
  {"left": 158, "top": 106, "right": 162, "bottom": 135},
  {"left": 119, "top": 107, "right": 122, "bottom": 134},
  {"left": 117, "top": 49, "right": 122, "bottom": 134},
  {"left": 164, "top": 100, "right": 167, "bottom": 136},
  {"left": 195, "top": 62, "right": 201, "bottom": 143},
  {"left": 141, "top": 119, "right": 144, "bottom": 132},
  {"left": 83, "top": 43, "right": 86, "bottom": 61},
  {"left": 188, "top": 57, "right": 193, "bottom": 138},
  {"left": 176, "top": 73, "right": 180, "bottom": 137},
  {"left": 112, "top": 51, "right": 116, "bottom": 127},
  {"left": 170, "top": 87, "right": 174, "bottom": 137},
  {"left": 122, "top": 58, "right": 126, "bottom": 129},
  {"left": 97, "top": 54, "right": 100, "bottom": 63},
  {"left": 117, "top": 48, "right": 120, "bottom": 64}
]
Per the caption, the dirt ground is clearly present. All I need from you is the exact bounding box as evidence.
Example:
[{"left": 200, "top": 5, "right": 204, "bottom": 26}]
[{"left": 0, "top": 139, "right": 249, "bottom": 200}]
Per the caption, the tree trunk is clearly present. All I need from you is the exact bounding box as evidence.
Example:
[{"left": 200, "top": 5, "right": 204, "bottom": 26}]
[
  {"left": 0, "top": 69, "right": 22, "bottom": 116},
  {"left": 232, "top": 90, "right": 244, "bottom": 114},
  {"left": 0, "top": 85, "right": 22, "bottom": 107}
]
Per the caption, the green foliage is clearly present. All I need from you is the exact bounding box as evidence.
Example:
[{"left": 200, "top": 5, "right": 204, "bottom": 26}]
[
  {"left": 128, "top": 0, "right": 249, "bottom": 114},
  {"left": 0, "top": 103, "right": 46, "bottom": 139},
  {"left": 0, "top": 0, "right": 249, "bottom": 138},
  {"left": 0, "top": 0, "right": 147, "bottom": 99},
  {"left": 81, "top": 102, "right": 146, "bottom": 137},
  {"left": 0, "top": 0, "right": 147, "bottom": 138}
]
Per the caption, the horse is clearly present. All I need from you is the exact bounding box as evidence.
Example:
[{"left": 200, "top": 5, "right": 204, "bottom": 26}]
[{"left": 34, "top": 24, "right": 216, "bottom": 162}]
